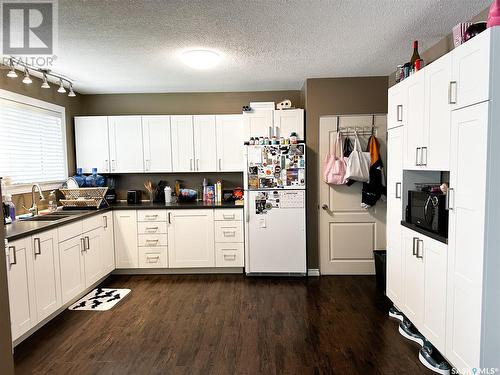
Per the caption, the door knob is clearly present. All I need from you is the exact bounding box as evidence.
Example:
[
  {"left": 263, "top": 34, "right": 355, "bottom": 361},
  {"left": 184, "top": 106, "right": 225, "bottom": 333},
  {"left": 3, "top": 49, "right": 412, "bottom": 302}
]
[{"left": 322, "top": 204, "right": 329, "bottom": 210}]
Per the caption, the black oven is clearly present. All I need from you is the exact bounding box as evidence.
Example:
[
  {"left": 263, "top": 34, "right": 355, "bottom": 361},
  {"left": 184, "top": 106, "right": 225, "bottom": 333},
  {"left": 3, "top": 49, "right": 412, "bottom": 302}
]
[{"left": 407, "top": 190, "right": 449, "bottom": 237}]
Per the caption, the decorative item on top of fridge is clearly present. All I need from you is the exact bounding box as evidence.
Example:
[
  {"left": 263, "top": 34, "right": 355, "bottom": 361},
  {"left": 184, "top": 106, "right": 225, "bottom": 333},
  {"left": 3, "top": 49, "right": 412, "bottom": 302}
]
[
  {"left": 394, "top": 40, "right": 424, "bottom": 83},
  {"left": 276, "top": 99, "right": 292, "bottom": 110}
]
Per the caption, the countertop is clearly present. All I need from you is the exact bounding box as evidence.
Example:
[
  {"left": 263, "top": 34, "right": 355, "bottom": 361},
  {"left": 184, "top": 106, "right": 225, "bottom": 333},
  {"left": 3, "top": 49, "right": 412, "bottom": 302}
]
[
  {"left": 400, "top": 221, "right": 448, "bottom": 244},
  {"left": 4, "top": 201, "right": 243, "bottom": 242}
]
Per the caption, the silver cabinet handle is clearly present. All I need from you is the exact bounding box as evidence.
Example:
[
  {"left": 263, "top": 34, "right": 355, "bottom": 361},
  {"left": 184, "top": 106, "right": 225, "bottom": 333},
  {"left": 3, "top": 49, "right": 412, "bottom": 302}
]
[
  {"left": 103, "top": 215, "right": 108, "bottom": 229},
  {"left": 168, "top": 212, "right": 172, "bottom": 224},
  {"left": 269, "top": 126, "right": 273, "bottom": 138},
  {"left": 421, "top": 147, "right": 428, "bottom": 166},
  {"left": 395, "top": 182, "right": 402, "bottom": 199},
  {"left": 218, "top": 158, "right": 222, "bottom": 171},
  {"left": 189, "top": 159, "right": 193, "bottom": 171},
  {"left": 34, "top": 238, "right": 41, "bottom": 256},
  {"left": 416, "top": 148, "right": 421, "bottom": 166},
  {"left": 196, "top": 159, "right": 200, "bottom": 171},
  {"left": 449, "top": 81, "right": 457, "bottom": 104},
  {"left": 145, "top": 214, "right": 158, "bottom": 220},
  {"left": 85, "top": 236, "right": 90, "bottom": 250},
  {"left": 104, "top": 160, "right": 109, "bottom": 172},
  {"left": 416, "top": 240, "right": 424, "bottom": 259},
  {"left": 145, "top": 239, "right": 159, "bottom": 245},
  {"left": 146, "top": 255, "right": 160, "bottom": 263},
  {"left": 412, "top": 237, "right": 418, "bottom": 256},
  {"left": 8, "top": 246, "right": 17, "bottom": 265},
  {"left": 222, "top": 214, "right": 235, "bottom": 220},
  {"left": 223, "top": 231, "right": 236, "bottom": 237},
  {"left": 447, "top": 188, "right": 455, "bottom": 210},
  {"left": 223, "top": 254, "right": 237, "bottom": 260},
  {"left": 81, "top": 238, "right": 86, "bottom": 252},
  {"left": 397, "top": 105, "right": 403, "bottom": 122},
  {"left": 145, "top": 226, "right": 158, "bottom": 232}
]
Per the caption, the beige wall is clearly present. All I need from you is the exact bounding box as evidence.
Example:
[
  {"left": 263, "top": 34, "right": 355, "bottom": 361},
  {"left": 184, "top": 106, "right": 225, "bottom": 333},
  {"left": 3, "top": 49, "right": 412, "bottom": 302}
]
[{"left": 304, "top": 77, "right": 389, "bottom": 268}]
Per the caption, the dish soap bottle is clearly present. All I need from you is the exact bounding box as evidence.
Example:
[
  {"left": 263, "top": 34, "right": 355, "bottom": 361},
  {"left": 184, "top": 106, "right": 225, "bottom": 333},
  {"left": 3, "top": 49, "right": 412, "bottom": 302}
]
[
  {"left": 4, "top": 194, "right": 15, "bottom": 222},
  {"left": 48, "top": 191, "right": 57, "bottom": 212}
]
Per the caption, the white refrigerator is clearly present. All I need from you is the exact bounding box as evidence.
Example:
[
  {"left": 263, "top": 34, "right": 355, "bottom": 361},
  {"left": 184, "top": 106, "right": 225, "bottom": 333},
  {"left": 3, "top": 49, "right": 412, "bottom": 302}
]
[{"left": 243, "top": 144, "right": 307, "bottom": 275}]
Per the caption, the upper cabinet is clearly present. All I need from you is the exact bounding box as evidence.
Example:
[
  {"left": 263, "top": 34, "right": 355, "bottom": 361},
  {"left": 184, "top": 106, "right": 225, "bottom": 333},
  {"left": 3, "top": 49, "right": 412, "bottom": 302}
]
[
  {"left": 142, "top": 115, "right": 172, "bottom": 172},
  {"left": 170, "top": 115, "right": 195, "bottom": 172},
  {"left": 403, "top": 70, "right": 426, "bottom": 169},
  {"left": 108, "top": 116, "right": 144, "bottom": 173},
  {"left": 75, "top": 116, "right": 110, "bottom": 174},
  {"left": 273, "top": 109, "right": 304, "bottom": 139},
  {"left": 216, "top": 115, "right": 244, "bottom": 172},
  {"left": 243, "top": 109, "right": 274, "bottom": 139},
  {"left": 193, "top": 115, "right": 217, "bottom": 172},
  {"left": 387, "top": 79, "right": 408, "bottom": 130}
]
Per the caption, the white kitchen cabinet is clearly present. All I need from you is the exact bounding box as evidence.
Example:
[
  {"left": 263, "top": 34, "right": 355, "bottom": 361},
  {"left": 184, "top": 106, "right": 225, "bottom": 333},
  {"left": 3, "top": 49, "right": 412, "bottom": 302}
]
[
  {"left": 167, "top": 209, "right": 215, "bottom": 268},
  {"left": 5, "top": 237, "right": 36, "bottom": 341},
  {"left": 446, "top": 102, "right": 488, "bottom": 370},
  {"left": 142, "top": 115, "right": 172, "bottom": 172},
  {"left": 113, "top": 210, "right": 138, "bottom": 268},
  {"left": 387, "top": 79, "right": 407, "bottom": 130},
  {"left": 58, "top": 236, "right": 85, "bottom": 304},
  {"left": 401, "top": 228, "right": 424, "bottom": 327},
  {"left": 75, "top": 116, "right": 110, "bottom": 174},
  {"left": 101, "top": 212, "right": 115, "bottom": 274},
  {"left": 273, "top": 109, "right": 304, "bottom": 139},
  {"left": 243, "top": 109, "right": 274, "bottom": 139},
  {"left": 108, "top": 116, "right": 144, "bottom": 173},
  {"left": 424, "top": 53, "right": 452, "bottom": 170},
  {"left": 83, "top": 227, "right": 104, "bottom": 287},
  {"left": 451, "top": 28, "right": 491, "bottom": 111},
  {"left": 216, "top": 115, "right": 244, "bottom": 171},
  {"left": 170, "top": 115, "right": 195, "bottom": 172},
  {"left": 386, "top": 126, "right": 404, "bottom": 307},
  {"left": 215, "top": 243, "right": 244, "bottom": 267},
  {"left": 193, "top": 115, "right": 217, "bottom": 171},
  {"left": 403, "top": 70, "right": 426, "bottom": 169},
  {"left": 31, "top": 229, "right": 62, "bottom": 322},
  {"left": 421, "top": 236, "right": 447, "bottom": 353}
]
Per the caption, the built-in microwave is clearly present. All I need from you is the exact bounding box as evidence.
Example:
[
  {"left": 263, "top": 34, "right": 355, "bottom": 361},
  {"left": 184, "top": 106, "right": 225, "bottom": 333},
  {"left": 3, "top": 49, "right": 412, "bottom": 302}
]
[{"left": 407, "top": 190, "right": 449, "bottom": 237}]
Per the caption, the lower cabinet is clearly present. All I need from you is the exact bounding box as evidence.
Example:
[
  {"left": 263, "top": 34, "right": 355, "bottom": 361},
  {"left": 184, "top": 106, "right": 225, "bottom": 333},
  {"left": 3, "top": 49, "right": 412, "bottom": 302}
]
[
  {"left": 31, "top": 230, "right": 62, "bottom": 323},
  {"left": 114, "top": 210, "right": 138, "bottom": 268},
  {"left": 167, "top": 209, "right": 215, "bottom": 268},
  {"left": 83, "top": 227, "right": 104, "bottom": 287},
  {"left": 400, "top": 227, "right": 447, "bottom": 353},
  {"left": 101, "top": 212, "right": 115, "bottom": 274},
  {"left": 5, "top": 237, "right": 36, "bottom": 341},
  {"left": 59, "top": 236, "right": 85, "bottom": 304}
]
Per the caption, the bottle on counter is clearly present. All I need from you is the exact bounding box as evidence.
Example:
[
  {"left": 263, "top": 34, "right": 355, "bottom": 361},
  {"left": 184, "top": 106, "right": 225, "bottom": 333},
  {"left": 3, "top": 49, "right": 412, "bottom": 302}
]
[
  {"left": 410, "top": 40, "right": 421, "bottom": 69},
  {"left": 164, "top": 186, "right": 172, "bottom": 204},
  {"left": 48, "top": 190, "right": 57, "bottom": 212},
  {"left": 249, "top": 137, "right": 255, "bottom": 145},
  {"left": 4, "top": 194, "right": 15, "bottom": 222},
  {"left": 73, "top": 168, "right": 86, "bottom": 187},
  {"left": 202, "top": 178, "right": 208, "bottom": 203},
  {"left": 216, "top": 179, "right": 222, "bottom": 204},
  {"left": 85, "top": 168, "right": 105, "bottom": 187}
]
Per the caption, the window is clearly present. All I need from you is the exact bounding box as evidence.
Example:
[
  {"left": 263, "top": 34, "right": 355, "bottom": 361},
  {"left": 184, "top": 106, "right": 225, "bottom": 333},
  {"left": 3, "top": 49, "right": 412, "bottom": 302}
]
[{"left": 0, "top": 90, "right": 67, "bottom": 192}]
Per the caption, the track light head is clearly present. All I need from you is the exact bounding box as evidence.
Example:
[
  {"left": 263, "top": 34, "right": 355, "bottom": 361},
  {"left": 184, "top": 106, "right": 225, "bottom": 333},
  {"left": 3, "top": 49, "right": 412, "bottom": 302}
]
[
  {"left": 22, "top": 68, "right": 32, "bottom": 84},
  {"left": 57, "top": 79, "right": 66, "bottom": 93},
  {"left": 41, "top": 73, "right": 50, "bottom": 89},
  {"left": 6, "top": 58, "right": 17, "bottom": 78},
  {"left": 68, "top": 83, "right": 76, "bottom": 97}
]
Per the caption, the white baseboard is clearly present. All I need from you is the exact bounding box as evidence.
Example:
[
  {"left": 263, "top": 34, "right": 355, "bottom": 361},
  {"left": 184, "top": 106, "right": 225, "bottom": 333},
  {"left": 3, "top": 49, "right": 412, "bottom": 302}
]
[
  {"left": 308, "top": 268, "right": 320, "bottom": 276},
  {"left": 113, "top": 267, "right": 244, "bottom": 275}
]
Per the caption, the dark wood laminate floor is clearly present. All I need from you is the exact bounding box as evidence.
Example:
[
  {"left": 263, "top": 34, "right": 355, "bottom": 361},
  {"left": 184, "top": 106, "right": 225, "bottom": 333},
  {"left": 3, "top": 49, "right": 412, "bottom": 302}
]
[{"left": 14, "top": 275, "right": 431, "bottom": 375}]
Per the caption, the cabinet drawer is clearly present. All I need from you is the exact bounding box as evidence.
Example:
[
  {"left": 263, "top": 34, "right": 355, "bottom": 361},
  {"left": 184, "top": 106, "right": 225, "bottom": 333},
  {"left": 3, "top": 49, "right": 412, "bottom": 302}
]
[
  {"left": 137, "top": 222, "right": 167, "bottom": 234},
  {"left": 137, "top": 210, "right": 167, "bottom": 222},
  {"left": 215, "top": 243, "right": 244, "bottom": 267},
  {"left": 215, "top": 221, "right": 243, "bottom": 243},
  {"left": 214, "top": 209, "right": 243, "bottom": 221},
  {"left": 58, "top": 220, "right": 83, "bottom": 242},
  {"left": 138, "top": 234, "right": 168, "bottom": 247},
  {"left": 83, "top": 214, "right": 104, "bottom": 233},
  {"left": 139, "top": 247, "right": 167, "bottom": 268}
]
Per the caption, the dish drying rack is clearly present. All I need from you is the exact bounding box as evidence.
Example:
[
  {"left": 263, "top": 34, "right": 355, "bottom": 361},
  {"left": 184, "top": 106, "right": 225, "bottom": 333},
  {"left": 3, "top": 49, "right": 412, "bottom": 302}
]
[{"left": 59, "top": 187, "right": 109, "bottom": 209}]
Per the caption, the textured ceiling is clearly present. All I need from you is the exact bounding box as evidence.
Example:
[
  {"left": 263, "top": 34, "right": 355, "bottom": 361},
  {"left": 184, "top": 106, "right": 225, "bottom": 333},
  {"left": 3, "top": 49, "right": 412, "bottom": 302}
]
[{"left": 54, "top": 0, "right": 490, "bottom": 94}]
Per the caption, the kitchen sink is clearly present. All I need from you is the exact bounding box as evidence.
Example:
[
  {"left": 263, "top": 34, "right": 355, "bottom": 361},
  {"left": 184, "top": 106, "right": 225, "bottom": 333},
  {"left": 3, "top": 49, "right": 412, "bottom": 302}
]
[{"left": 23, "top": 215, "right": 70, "bottom": 222}]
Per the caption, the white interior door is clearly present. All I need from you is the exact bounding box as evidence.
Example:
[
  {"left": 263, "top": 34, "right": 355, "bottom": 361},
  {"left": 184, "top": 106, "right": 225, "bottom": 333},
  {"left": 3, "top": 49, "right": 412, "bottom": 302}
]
[
  {"left": 216, "top": 115, "right": 244, "bottom": 171},
  {"left": 193, "top": 115, "right": 217, "bottom": 171},
  {"left": 75, "top": 116, "right": 110, "bottom": 173},
  {"left": 108, "top": 116, "right": 144, "bottom": 173},
  {"left": 170, "top": 115, "right": 195, "bottom": 172},
  {"left": 142, "top": 115, "right": 172, "bottom": 172},
  {"left": 319, "top": 115, "right": 387, "bottom": 275}
]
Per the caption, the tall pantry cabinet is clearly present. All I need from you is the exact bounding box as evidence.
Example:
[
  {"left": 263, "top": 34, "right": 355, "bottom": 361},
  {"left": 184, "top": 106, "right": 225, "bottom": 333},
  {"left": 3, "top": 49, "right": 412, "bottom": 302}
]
[{"left": 386, "top": 27, "right": 500, "bottom": 372}]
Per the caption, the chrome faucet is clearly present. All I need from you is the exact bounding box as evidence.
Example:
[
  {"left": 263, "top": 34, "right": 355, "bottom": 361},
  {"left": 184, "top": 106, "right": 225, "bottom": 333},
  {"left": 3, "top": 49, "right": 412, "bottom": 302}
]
[{"left": 29, "top": 184, "right": 46, "bottom": 216}]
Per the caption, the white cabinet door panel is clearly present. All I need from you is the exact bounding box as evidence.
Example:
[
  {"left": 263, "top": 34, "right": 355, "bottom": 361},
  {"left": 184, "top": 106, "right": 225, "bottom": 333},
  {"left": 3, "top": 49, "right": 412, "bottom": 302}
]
[
  {"left": 216, "top": 115, "right": 244, "bottom": 171},
  {"left": 402, "top": 228, "right": 424, "bottom": 327},
  {"left": 101, "top": 213, "right": 115, "bottom": 274},
  {"left": 75, "top": 116, "right": 110, "bottom": 174},
  {"left": 59, "top": 236, "right": 85, "bottom": 304},
  {"left": 243, "top": 110, "right": 273, "bottom": 139},
  {"left": 404, "top": 71, "right": 425, "bottom": 169},
  {"left": 142, "top": 115, "right": 172, "bottom": 172},
  {"left": 167, "top": 209, "right": 215, "bottom": 268},
  {"left": 193, "top": 115, "right": 217, "bottom": 172},
  {"left": 84, "top": 228, "right": 104, "bottom": 287},
  {"left": 114, "top": 210, "right": 138, "bottom": 268},
  {"left": 108, "top": 116, "right": 144, "bottom": 173},
  {"left": 5, "top": 238, "right": 36, "bottom": 341},
  {"left": 171, "top": 116, "right": 195, "bottom": 172},
  {"left": 273, "top": 109, "right": 304, "bottom": 139},
  {"left": 387, "top": 80, "right": 407, "bottom": 130}
]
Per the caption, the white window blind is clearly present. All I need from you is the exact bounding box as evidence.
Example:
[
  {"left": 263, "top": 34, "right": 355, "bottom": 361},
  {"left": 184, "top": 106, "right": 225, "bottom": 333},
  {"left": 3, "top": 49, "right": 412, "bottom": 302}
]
[{"left": 0, "top": 97, "right": 66, "bottom": 185}]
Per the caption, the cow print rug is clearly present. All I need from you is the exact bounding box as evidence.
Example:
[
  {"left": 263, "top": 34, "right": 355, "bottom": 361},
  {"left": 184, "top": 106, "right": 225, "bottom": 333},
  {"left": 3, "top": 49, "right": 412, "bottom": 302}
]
[{"left": 68, "top": 288, "right": 131, "bottom": 311}]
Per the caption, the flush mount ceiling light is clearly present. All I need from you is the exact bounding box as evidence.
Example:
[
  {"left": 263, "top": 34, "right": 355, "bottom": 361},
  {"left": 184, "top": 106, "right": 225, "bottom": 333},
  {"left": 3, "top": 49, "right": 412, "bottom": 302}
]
[{"left": 180, "top": 49, "right": 221, "bottom": 70}]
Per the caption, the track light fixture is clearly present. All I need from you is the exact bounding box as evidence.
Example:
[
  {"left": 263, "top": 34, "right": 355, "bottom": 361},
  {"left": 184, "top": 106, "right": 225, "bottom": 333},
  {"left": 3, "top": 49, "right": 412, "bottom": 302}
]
[
  {"left": 41, "top": 73, "right": 50, "bottom": 89},
  {"left": 22, "top": 68, "right": 32, "bottom": 84},
  {"left": 3, "top": 57, "right": 76, "bottom": 97}
]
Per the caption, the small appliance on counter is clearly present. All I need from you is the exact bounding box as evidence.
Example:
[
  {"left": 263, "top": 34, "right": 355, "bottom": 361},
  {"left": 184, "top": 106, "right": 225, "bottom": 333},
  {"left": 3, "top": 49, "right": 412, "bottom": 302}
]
[
  {"left": 407, "top": 190, "right": 449, "bottom": 237},
  {"left": 127, "top": 190, "right": 142, "bottom": 204}
]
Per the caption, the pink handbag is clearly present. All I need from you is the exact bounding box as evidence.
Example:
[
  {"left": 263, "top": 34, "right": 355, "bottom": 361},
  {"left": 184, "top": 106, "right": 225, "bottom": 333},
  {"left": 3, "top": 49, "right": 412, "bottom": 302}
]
[{"left": 323, "top": 133, "right": 346, "bottom": 185}]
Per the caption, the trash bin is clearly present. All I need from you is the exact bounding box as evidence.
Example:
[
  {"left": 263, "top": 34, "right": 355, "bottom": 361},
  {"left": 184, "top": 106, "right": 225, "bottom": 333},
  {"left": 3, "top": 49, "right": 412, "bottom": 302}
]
[{"left": 373, "top": 249, "right": 387, "bottom": 293}]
